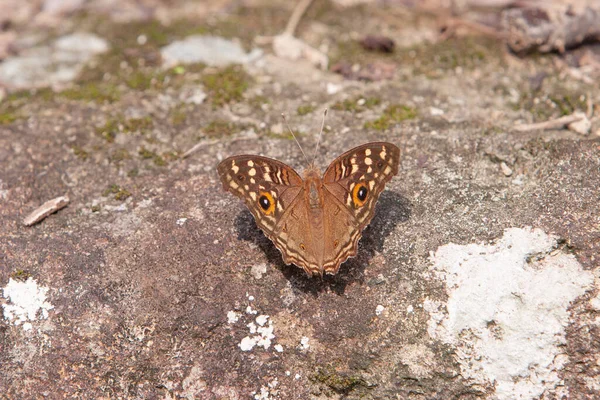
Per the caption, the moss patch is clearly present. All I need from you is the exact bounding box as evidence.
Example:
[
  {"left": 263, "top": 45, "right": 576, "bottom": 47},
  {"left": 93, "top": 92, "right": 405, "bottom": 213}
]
[
  {"left": 110, "top": 148, "right": 131, "bottom": 162},
  {"left": 71, "top": 146, "right": 89, "bottom": 160},
  {"left": 297, "top": 105, "right": 315, "bottom": 116},
  {"left": 59, "top": 82, "right": 120, "bottom": 103},
  {"left": 95, "top": 119, "right": 120, "bottom": 143},
  {"left": 332, "top": 96, "right": 381, "bottom": 113},
  {"left": 201, "top": 65, "right": 251, "bottom": 107},
  {"left": 0, "top": 110, "right": 19, "bottom": 124},
  {"left": 515, "top": 83, "right": 589, "bottom": 120},
  {"left": 204, "top": 120, "right": 237, "bottom": 137},
  {"left": 10, "top": 269, "right": 32, "bottom": 281},
  {"left": 312, "top": 366, "right": 371, "bottom": 395},
  {"left": 138, "top": 147, "right": 167, "bottom": 166},
  {"left": 170, "top": 105, "right": 187, "bottom": 126},
  {"left": 102, "top": 184, "right": 131, "bottom": 201},
  {"left": 95, "top": 116, "right": 153, "bottom": 142},
  {"left": 364, "top": 104, "right": 417, "bottom": 130}
]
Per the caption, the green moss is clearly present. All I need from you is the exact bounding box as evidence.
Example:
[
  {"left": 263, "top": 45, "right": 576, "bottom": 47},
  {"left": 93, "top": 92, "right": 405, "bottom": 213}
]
[
  {"left": 204, "top": 120, "right": 236, "bottom": 137},
  {"left": 103, "top": 184, "right": 131, "bottom": 201},
  {"left": 71, "top": 146, "right": 89, "bottom": 160},
  {"left": 331, "top": 36, "right": 502, "bottom": 78},
  {"left": 364, "top": 104, "right": 417, "bottom": 130},
  {"left": 11, "top": 269, "right": 31, "bottom": 281},
  {"left": 123, "top": 116, "right": 153, "bottom": 133},
  {"left": 514, "top": 80, "right": 588, "bottom": 120},
  {"left": 248, "top": 95, "right": 270, "bottom": 110},
  {"left": 110, "top": 148, "right": 131, "bottom": 162},
  {"left": 201, "top": 65, "right": 251, "bottom": 107},
  {"left": 95, "top": 119, "right": 120, "bottom": 143},
  {"left": 312, "top": 366, "right": 370, "bottom": 394},
  {"left": 0, "top": 112, "right": 19, "bottom": 125},
  {"left": 153, "top": 155, "right": 167, "bottom": 166},
  {"left": 170, "top": 106, "right": 187, "bottom": 126},
  {"left": 138, "top": 147, "right": 167, "bottom": 166},
  {"left": 332, "top": 97, "right": 381, "bottom": 113},
  {"left": 96, "top": 116, "right": 153, "bottom": 142},
  {"left": 127, "top": 168, "right": 139, "bottom": 177},
  {"left": 59, "top": 82, "right": 120, "bottom": 103},
  {"left": 297, "top": 105, "right": 315, "bottom": 116},
  {"left": 138, "top": 147, "right": 155, "bottom": 159},
  {"left": 91, "top": 205, "right": 101, "bottom": 212}
]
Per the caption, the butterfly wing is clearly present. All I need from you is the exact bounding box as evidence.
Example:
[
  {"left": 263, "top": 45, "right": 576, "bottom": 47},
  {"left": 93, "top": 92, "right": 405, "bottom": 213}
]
[
  {"left": 321, "top": 142, "right": 400, "bottom": 273},
  {"left": 217, "top": 155, "right": 304, "bottom": 240}
]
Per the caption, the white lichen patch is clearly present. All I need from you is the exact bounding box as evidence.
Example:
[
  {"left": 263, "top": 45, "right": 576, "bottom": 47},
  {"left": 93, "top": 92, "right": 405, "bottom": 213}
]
[
  {"left": 176, "top": 217, "right": 188, "bottom": 226},
  {"left": 426, "top": 227, "right": 594, "bottom": 400},
  {"left": 2, "top": 278, "right": 54, "bottom": 331},
  {"left": 229, "top": 302, "right": 278, "bottom": 352},
  {"left": 252, "top": 378, "right": 279, "bottom": 400},
  {"left": 227, "top": 311, "right": 240, "bottom": 324},
  {"left": 375, "top": 304, "right": 384, "bottom": 316},
  {"left": 299, "top": 336, "right": 310, "bottom": 350}
]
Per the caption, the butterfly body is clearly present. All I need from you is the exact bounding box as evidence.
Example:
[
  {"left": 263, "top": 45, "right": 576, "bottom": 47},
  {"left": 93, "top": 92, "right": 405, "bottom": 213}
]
[{"left": 217, "top": 142, "right": 400, "bottom": 276}]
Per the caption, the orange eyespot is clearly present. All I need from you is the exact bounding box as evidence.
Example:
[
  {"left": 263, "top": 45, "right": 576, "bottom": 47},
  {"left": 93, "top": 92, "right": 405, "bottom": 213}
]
[
  {"left": 352, "top": 182, "right": 369, "bottom": 207},
  {"left": 258, "top": 191, "right": 276, "bottom": 215}
]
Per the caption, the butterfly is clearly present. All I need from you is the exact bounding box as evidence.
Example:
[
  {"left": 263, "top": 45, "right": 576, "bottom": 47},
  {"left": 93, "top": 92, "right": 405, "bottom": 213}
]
[{"left": 217, "top": 139, "right": 400, "bottom": 276}]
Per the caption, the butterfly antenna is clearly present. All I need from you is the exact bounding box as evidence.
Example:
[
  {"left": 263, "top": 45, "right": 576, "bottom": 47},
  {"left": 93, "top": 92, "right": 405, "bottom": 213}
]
[
  {"left": 282, "top": 113, "right": 310, "bottom": 166},
  {"left": 312, "top": 108, "right": 327, "bottom": 165}
]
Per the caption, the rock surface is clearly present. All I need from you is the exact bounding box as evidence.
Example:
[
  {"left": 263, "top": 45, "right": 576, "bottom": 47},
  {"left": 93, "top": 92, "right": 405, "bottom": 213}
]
[{"left": 0, "top": 1, "right": 599, "bottom": 399}]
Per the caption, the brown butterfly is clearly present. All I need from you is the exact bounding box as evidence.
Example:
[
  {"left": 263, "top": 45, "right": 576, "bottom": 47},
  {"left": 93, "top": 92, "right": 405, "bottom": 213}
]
[{"left": 217, "top": 124, "right": 400, "bottom": 276}]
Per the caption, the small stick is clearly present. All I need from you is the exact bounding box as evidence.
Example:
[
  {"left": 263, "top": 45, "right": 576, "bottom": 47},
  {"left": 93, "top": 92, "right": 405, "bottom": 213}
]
[
  {"left": 284, "top": 0, "right": 316, "bottom": 36},
  {"left": 23, "top": 195, "right": 69, "bottom": 226},
  {"left": 513, "top": 114, "right": 583, "bottom": 132}
]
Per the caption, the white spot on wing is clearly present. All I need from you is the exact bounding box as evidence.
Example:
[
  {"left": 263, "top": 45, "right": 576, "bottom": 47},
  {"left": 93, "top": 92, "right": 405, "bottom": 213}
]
[
  {"left": 365, "top": 149, "right": 371, "bottom": 156},
  {"left": 384, "top": 166, "right": 392, "bottom": 175},
  {"left": 248, "top": 168, "right": 256, "bottom": 176},
  {"left": 365, "top": 157, "right": 372, "bottom": 165},
  {"left": 247, "top": 160, "right": 254, "bottom": 167}
]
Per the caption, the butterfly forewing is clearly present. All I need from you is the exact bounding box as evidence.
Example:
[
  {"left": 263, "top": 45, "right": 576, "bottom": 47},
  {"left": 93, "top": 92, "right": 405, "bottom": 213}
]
[
  {"left": 323, "top": 142, "right": 400, "bottom": 229},
  {"left": 217, "top": 155, "right": 303, "bottom": 237}
]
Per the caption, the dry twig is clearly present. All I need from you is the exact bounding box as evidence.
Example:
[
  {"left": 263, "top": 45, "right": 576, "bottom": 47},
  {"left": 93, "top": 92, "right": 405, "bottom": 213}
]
[
  {"left": 23, "top": 195, "right": 69, "bottom": 226},
  {"left": 513, "top": 114, "right": 583, "bottom": 132}
]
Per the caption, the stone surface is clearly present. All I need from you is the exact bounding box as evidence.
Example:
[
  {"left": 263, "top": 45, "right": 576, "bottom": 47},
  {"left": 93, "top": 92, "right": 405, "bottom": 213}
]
[{"left": 0, "top": 1, "right": 599, "bottom": 399}]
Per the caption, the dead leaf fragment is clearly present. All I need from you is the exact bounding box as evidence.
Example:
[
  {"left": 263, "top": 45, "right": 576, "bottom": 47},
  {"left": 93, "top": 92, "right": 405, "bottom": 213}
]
[
  {"left": 359, "top": 35, "right": 395, "bottom": 53},
  {"left": 23, "top": 195, "right": 69, "bottom": 226}
]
